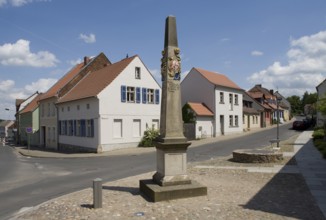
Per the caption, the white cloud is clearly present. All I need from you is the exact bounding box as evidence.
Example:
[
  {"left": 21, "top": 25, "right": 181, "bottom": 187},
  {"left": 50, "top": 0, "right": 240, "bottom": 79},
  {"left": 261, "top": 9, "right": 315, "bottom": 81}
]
[
  {"left": 247, "top": 31, "right": 326, "bottom": 97},
  {"left": 79, "top": 33, "right": 96, "bottom": 44},
  {"left": 251, "top": 50, "right": 263, "bottom": 56},
  {"left": 0, "top": 77, "right": 57, "bottom": 119},
  {"left": 0, "top": 79, "right": 15, "bottom": 91},
  {"left": 68, "top": 58, "right": 82, "bottom": 66},
  {"left": 0, "top": 0, "right": 7, "bottom": 7},
  {"left": 0, "top": 0, "right": 50, "bottom": 7},
  {"left": 220, "top": 38, "right": 230, "bottom": 43},
  {"left": 24, "top": 78, "right": 57, "bottom": 93},
  {"left": 0, "top": 39, "right": 59, "bottom": 67}
]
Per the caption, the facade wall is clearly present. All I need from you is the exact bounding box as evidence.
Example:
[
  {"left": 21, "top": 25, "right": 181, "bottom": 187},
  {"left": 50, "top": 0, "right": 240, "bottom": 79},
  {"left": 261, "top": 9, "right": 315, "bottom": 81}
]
[
  {"left": 283, "top": 109, "right": 290, "bottom": 122},
  {"left": 39, "top": 97, "right": 58, "bottom": 150},
  {"left": 243, "top": 114, "right": 261, "bottom": 131},
  {"left": 195, "top": 116, "right": 214, "bottom": 139},
  {"left": 214, "top": 87, "right": 243, "bottom": 136},
  {"left": 181, "top": 69, "right": 215, "bottom": 114},
  {"left": 57, "top": 98, "right": 99, "bottom": 152},
  {"left": 20, "top": 110, "right": 39, "bottom": 147}
]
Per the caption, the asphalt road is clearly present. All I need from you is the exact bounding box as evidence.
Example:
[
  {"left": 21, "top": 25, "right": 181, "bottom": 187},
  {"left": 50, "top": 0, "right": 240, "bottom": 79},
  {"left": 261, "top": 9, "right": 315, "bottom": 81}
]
[{"left": 0, "top": 122, "right": 298, "bottom": 220}]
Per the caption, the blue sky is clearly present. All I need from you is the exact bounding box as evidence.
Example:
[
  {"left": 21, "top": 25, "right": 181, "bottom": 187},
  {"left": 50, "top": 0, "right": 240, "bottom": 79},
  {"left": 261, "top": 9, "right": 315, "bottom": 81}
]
[{"left": 0, "top": 0, "right": 326, "bottom": 119}]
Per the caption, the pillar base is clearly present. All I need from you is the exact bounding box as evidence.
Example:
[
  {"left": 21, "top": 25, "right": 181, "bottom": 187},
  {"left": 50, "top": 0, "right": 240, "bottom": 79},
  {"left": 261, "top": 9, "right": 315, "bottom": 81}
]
[{"left": 139, "top": 179, "right": 207, "bottom": 202}]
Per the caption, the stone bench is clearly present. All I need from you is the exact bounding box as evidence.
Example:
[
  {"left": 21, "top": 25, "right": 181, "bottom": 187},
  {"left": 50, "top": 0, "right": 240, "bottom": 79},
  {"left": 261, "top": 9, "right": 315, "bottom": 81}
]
[{"left": 232, "top": 149, "right": 283, "bottom": 163}]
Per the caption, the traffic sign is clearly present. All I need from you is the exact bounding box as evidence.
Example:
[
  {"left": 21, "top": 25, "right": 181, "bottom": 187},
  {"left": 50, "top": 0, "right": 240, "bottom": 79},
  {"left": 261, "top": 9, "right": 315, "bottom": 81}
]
[{"left": 26, "top": 127, "right": 33, "bottom": 133}]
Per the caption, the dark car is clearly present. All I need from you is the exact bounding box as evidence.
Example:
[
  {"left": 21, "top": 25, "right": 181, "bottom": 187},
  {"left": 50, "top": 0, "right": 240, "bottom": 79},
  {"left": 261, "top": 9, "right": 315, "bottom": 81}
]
[{"left": 292, "top": 120, "right": 309, "bottom": 130}]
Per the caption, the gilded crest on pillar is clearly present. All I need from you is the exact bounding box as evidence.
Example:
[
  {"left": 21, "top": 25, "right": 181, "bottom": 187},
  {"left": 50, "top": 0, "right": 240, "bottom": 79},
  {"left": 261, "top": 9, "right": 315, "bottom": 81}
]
[{"left": 167, "top": 48, "right": 181, "bottom": 80}]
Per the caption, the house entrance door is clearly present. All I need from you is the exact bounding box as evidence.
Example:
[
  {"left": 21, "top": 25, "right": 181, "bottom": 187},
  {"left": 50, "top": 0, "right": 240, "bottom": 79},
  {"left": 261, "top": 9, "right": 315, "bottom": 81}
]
[
  {"left": 41, "top": 126, "right": 46, "bottom": 148},
  {"left": 248, "top": 115, "right": 250, "bottom": 129},
  {"left": 220, "top": 115, "right": 224, "bottom": 135}
]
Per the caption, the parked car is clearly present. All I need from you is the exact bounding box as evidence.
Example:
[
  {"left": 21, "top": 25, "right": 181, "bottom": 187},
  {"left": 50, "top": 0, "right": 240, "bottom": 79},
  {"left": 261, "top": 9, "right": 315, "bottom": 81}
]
[{"left": 292, "top": 120, "right": 309, "bottom": 130}]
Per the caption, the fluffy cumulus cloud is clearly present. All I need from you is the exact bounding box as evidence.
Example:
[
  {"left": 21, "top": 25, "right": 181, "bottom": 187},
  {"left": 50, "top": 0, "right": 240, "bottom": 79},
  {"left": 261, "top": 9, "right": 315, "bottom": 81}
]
[
  {"left": 79, "top": 33, "right": 96, "bottom": 44},
  {"left": 0, "top": 0, "right": 50, "bottom": 7},
  {"left": 0, "top": 39, "right": 59, "bottom": 67},
  {"left": 24, "top": 78, "right": 57, "bottom": 93},
  {"left": 0, "top": 78, "right": 57, "bottom": 119},
  {"left": 251, "top": 50, "right": 263, "bottom": 56},
  {"left": 247, "top": 31, "right": 326, "bottom": 97}
]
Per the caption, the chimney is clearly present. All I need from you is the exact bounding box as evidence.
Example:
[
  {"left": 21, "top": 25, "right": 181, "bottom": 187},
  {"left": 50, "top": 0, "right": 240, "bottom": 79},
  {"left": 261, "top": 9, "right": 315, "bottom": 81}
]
[
  {"left": 270, "top": 89, "right": 274, "bottom": 95},
  {"left": 84, "top": 56, "right": 90, "bottom": 66},
  {"left": 255, "top": 84, "right": 262, "bottom": 88}
]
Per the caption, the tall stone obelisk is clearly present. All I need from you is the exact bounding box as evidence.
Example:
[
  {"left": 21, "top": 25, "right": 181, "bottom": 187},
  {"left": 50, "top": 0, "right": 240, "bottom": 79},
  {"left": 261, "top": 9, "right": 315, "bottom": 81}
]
[{"left": 140, "top": 16, "right": 207, "bottom": 202}]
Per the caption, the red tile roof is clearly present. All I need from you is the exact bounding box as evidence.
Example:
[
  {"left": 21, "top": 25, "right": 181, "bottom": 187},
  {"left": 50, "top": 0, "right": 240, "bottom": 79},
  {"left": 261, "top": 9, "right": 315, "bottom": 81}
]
[
  {"left": 58, "top": 56, "right": 137, "bottom": 103},
  {"left": 187, "top": 102, "right": 214, "bottom": 116},
  {"left": 39, "top": 63, "right": 84, "bottom": 101},
  {"left": 243, "top": 107, "right": 259, "bottom": 115},
  {"left": 193, "top": 67, "right": 242, "bottom": 90},
  {"left": 20, "top": 93, "right": 42, "bottom": 114}
]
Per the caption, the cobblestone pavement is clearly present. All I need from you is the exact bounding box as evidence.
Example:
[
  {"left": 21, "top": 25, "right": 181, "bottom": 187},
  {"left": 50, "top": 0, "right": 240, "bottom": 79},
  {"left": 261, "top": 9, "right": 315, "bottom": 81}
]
[{"left": 12, "top": 132, "right": 326, "bottom": 220}]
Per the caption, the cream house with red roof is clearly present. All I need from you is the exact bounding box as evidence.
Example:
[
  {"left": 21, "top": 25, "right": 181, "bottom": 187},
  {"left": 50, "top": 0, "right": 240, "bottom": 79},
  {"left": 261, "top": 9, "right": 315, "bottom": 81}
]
[
  {"left": 38, "top": 53, "right": 110, "bottom": 150},
  {"left": 56, "top": 55, "right": 161, "bottom": 152},
  {"left": 181, "top": 67, "right": 243, "bottom": 137}
]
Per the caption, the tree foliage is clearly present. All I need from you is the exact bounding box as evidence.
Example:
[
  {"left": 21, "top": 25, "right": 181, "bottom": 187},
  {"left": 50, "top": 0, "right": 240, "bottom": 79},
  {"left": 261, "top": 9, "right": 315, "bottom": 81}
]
[
  {"left": 317, "top": 93, "right": 326, "bottom": 116},
  {"left": 182, "top": 104, "right": 195, "bottom": 123},
  {"left": 286, "top": 95, "right": 302, "bottom": 114},
  {"left": 286, "top": 91, "right": 318, "bottom": 115}
]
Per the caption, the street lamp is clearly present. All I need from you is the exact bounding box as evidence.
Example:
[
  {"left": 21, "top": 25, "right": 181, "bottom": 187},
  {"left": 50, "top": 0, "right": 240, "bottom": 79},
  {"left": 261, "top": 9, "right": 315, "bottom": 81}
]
[{"left": 276, "top": 97, "right": 282, "bottom": 148}]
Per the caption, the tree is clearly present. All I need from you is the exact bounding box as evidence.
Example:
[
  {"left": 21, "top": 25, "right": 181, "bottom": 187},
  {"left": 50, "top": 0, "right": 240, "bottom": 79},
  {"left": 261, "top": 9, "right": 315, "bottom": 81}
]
[
  {"left": 317, "top": 93, "right": 326, "bottom": 140},
  {"left": 302, "top": 91, "right": 318, "bottom": 109},
  {"left": 287, "top": 95, "right": 302, "bottom": 114},
  {"left": 317, "top": 93, "right": 326, "bottom": 116},
  {"left": 182, "top": 104, "right": 195, "bottom": 123}
]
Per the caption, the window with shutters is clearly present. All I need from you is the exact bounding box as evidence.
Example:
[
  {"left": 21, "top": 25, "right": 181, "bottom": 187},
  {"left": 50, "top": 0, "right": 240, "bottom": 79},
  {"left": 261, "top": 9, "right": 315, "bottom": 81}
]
[
  {"left": 147, "top": 89, "right": 154, "bottom": 104},
  {"left": 136, "top": 87, "right": 141, "bottom": 103},
  {"left": 76, "top": 120, "right": 81, "bottom": 136},
  {"left": 86, "top": 119, "right": 94, "bottom": 137},
  {"left": 155, "top": 89, "right": 160, "bottom": 104},
  {"left": 127, "top": 86, "right": 135, "bottom": 102}
]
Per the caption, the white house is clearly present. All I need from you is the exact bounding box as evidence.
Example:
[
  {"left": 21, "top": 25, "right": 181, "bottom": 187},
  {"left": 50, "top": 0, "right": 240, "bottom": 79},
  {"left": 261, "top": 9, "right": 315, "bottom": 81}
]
[
  {"left": 183, "top": 102, "right": 214, "bottom": 139},
  {"left": 56, "top": 55, "right": 161, "bottom": 152},
  {"left": 181, "top": 67, "right": 243, "bottom": 137},
  {"left": 316, "top": 78, "right": 326, "bottom": 127}
]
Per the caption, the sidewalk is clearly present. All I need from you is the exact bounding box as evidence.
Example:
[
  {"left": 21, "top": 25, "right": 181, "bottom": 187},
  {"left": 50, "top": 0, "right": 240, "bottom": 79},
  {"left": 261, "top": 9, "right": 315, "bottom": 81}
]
[
  {"left": 12, "top": 130, "right": 326, "bottom": 220},
  {"left": 294, "top": 131, "right": 326, "bottom": 217}
]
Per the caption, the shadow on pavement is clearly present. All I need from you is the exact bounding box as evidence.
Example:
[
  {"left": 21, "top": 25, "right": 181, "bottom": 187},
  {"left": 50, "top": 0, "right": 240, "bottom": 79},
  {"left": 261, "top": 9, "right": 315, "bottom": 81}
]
[
  {"left": 102, "top": 186, "right": 140, "bottom": 196},
  {"left": 242, "top": 139, "right": 325, "bottom": 219}
]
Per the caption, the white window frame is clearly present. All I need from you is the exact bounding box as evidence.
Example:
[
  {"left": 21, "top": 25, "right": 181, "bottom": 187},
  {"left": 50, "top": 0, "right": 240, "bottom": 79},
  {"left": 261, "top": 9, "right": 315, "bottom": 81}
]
[
  {"left": 127, "top": 86, "right": 135, "bottom": 102},
  {"left": 135, "top": 67, "right": 141, "bottom": 79},
  {"left": 220, "top": 92, "right": 224, "bottom": 104},
  {"left": 147, "top": 89, "right": 154, "bottom": 104}
]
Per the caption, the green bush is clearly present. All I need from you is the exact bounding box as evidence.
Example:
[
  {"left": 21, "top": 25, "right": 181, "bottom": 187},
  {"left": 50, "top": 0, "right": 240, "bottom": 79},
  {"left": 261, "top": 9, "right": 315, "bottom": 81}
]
[
  {"left": 139, "top": 128, "right": 159, "bottom": 147},
  {"left": 314, "top": 139, "right": 326, "bottom": 158},
  {"left": 312, "top": 129, "right": 325, "bottom": 140}
]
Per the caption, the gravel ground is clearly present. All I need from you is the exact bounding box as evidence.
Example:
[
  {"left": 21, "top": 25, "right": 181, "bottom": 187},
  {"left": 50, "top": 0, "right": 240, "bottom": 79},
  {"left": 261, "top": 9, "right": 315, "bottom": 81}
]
[{"left": 13, "top": 134, "right": 325, "bottom": 220}]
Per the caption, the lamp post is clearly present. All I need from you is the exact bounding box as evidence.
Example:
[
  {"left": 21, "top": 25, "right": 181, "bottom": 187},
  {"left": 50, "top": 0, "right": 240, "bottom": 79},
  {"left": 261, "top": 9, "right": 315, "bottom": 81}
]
[{"left": 276, "top": 97, "right": 282, "bottom": 148}]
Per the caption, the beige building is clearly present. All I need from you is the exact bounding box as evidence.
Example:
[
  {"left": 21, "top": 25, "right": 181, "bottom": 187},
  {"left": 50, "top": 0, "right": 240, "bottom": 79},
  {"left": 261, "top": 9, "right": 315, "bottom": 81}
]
[{"left": 38, "top": 53, "right": 111, "bottom": 150}]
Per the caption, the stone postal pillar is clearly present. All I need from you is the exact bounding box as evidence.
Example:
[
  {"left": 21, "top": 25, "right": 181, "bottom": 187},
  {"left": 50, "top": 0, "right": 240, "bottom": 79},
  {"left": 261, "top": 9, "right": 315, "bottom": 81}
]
[{"left": 139, "top": 16, "right": 207, "bottom": 202}]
